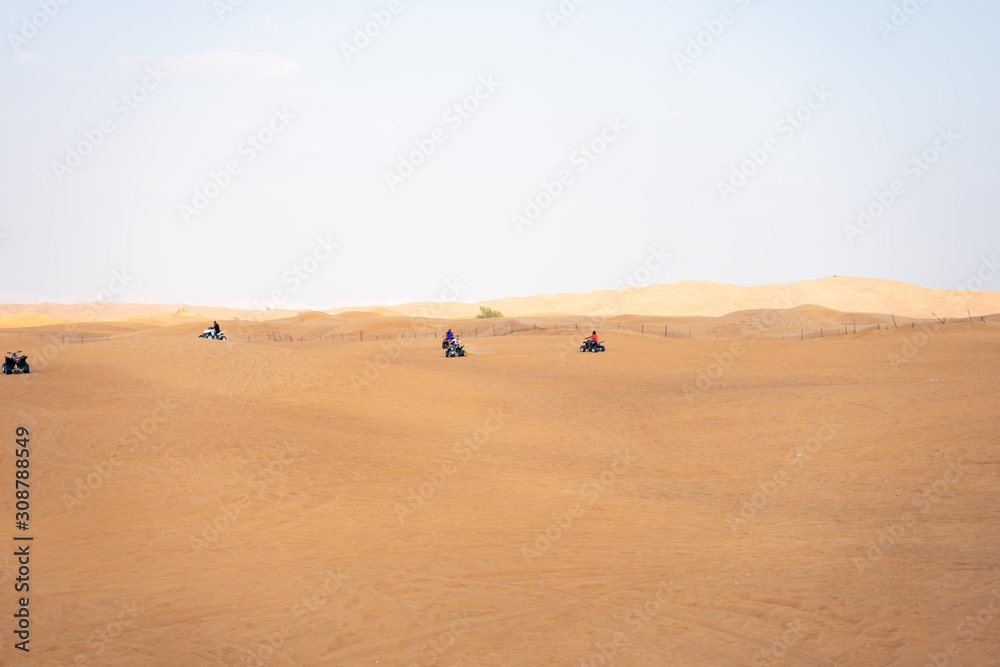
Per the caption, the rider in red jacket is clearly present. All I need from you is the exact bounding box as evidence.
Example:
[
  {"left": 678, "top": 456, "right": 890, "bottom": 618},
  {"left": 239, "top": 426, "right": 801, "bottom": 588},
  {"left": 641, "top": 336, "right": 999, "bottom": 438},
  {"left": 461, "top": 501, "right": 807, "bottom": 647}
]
[{"left": 591, "top": 331, "right": 599, "bottom": 344}]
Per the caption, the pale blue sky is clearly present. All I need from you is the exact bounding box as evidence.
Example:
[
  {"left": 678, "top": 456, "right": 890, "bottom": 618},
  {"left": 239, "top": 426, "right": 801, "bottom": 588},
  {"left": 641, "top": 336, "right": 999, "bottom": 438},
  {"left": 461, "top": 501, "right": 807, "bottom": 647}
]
[{"left": 1, "top": 0, "right": 998, "bottom": 308}]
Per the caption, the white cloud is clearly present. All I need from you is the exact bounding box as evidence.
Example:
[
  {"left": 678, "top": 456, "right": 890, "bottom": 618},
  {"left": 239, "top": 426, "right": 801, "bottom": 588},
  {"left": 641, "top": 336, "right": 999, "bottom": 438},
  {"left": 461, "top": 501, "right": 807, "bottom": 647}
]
[
  {"left": 154, "top": 50, "right": 301, "bottom": 81},
  {"left": 296, "top": 20, "right": 317, "bottom": 29},
  {"left": 60, "top": 69, "right": 85, "bottom": 81}
]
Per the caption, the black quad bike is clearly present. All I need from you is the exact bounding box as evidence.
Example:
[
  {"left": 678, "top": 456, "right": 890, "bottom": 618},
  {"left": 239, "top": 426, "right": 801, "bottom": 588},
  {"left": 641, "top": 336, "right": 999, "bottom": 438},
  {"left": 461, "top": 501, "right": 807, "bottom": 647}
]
[
  {"left": 445, "top": 339, "right": 466, "bottom": 357},
  {"left": 580, "top": 338, "right": 606, "bottom": 353},
  {"left": 2, "top": 351, "right": 29, "bottom": 374}
]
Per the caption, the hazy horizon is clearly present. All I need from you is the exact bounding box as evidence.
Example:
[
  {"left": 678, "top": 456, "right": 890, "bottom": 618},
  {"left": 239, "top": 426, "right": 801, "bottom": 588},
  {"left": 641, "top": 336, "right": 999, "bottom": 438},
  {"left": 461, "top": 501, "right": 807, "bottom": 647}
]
[{"left": 2, "top": 0, "right": 998, "bottom": 307}]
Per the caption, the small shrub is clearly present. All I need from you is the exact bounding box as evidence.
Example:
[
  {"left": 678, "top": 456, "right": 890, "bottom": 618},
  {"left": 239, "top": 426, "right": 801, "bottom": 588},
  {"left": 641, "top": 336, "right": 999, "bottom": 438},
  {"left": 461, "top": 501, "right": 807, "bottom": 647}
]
[{"left": 476, "top": 305, "right": 503, "bottom": 319}]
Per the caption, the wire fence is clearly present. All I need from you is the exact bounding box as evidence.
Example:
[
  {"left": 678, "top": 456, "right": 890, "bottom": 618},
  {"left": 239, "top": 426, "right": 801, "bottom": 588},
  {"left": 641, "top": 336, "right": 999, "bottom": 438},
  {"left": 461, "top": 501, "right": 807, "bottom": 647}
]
[{"left": 1, "top": 313, "right": 997, "bottom": 346}]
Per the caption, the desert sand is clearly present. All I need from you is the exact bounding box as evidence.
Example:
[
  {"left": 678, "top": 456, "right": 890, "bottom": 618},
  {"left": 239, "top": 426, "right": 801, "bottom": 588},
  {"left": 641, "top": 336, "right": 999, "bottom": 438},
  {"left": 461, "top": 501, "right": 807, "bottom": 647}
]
[
  {"left": 378, "top": 276, "right": 1000, "bottom": 321},
  {"left": 1, "top": 281, "right": 999, "bottom": 666}
]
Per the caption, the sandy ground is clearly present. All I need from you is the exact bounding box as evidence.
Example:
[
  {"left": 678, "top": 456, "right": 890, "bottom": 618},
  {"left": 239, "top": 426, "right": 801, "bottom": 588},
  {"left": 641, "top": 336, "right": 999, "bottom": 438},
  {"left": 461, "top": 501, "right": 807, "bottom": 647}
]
[{"left": 0, "top": 316, "right": 998, "bottom": 666}]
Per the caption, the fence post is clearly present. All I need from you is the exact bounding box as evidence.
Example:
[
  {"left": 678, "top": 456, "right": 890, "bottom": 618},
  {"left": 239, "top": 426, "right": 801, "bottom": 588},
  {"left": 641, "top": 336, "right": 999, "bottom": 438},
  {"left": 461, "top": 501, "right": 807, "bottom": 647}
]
[
  {"left": 968, "top": 309, "right": 973, "bottom": 324},
  {"left": 891, "top": 315, "right": 898, "bottom": 328},
  {"left": 853, "top": 319, "right": 856, "bottom": 333}
]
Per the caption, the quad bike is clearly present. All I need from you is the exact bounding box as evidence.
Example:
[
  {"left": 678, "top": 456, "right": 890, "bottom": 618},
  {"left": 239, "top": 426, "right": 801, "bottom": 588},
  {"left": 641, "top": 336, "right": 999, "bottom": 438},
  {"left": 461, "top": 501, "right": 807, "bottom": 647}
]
[
  {"left": 442, "top": 338, "right": 451, "bottom": 349},
  {"left": 580, "top": 338, "right": 606, "bottom": 353},
  {"left": 445, "top": 339, "right": 466, "bottom": 357},
  {"left": 2, "top": 351, "right": 29, "bottom": 374},
  {"left": 199, "top": 328, "right": 227, "bottom": 341}
]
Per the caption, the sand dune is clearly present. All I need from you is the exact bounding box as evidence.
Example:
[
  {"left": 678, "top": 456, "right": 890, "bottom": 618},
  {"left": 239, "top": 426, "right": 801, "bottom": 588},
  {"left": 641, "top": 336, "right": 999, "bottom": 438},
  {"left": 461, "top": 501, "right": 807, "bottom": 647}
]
[
  {"left": 3, "top": 276, "right": 996, "bottom": 329},
  {"left": 0, "top": 310, "right": 998, "bottom": 665},
  {"left": 387, "top": 276, "right": 1000, "bottom": 320},
  {"left": 1, "top": 280, "right": 999, "bottom": 665}
]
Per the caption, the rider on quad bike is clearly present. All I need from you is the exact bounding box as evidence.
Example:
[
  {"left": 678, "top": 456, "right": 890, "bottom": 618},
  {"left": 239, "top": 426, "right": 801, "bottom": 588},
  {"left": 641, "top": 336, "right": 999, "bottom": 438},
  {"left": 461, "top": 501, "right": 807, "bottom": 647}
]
[
  {"left": 581, "top": 332, "right": 605, "bottom": 353},
  {"left": 442, "top": 329, "right": 455, "bottom": 349}
]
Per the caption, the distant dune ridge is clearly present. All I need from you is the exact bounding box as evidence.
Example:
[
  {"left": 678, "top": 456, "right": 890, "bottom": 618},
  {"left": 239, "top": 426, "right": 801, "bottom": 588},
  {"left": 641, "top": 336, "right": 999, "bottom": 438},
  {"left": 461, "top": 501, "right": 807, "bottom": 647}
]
[
  {"left": 0, "top": 277, "right": 997, "bottom": 328},
  {"left": 380, "top": 276, "right": 1000, "bottom": 320}
]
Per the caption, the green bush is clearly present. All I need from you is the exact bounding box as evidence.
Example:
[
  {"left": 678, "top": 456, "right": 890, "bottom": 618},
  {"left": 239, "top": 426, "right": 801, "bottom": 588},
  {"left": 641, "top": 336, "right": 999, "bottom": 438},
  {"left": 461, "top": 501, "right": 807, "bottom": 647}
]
[{"left": 476, "top": 305, "right": 503, "bottom": 319}]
